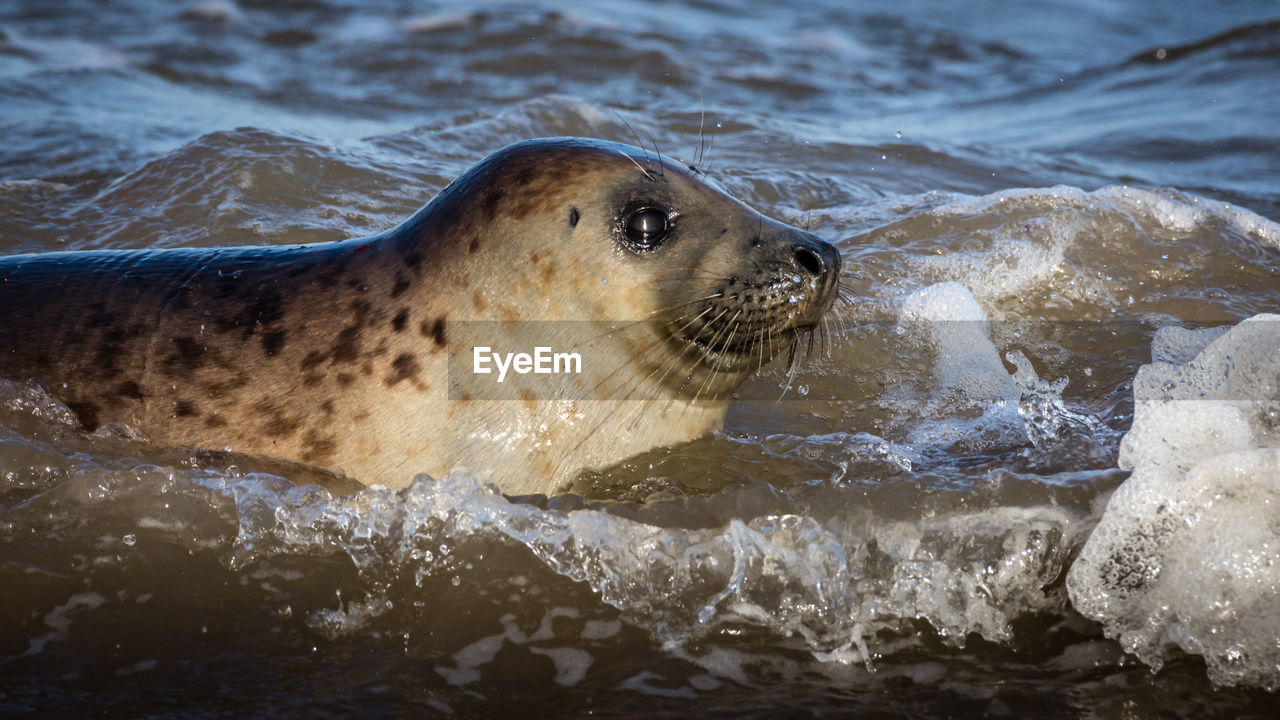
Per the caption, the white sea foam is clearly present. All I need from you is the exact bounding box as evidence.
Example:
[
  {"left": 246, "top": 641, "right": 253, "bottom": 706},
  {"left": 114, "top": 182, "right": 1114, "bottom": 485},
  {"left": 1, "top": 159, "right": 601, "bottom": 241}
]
[
  {"left": 434, "top": 609, "right": 597, "bottom": 686},
  {"left": 1067, "top": 314, "right": 1280, "bottom": 690},
  {"left": 1149, "top": 324, "right": 1231, "bottom": 365},
  {"left": 530, "top": 646, "right": 594, "bottom": 686},
  {"left": 1093, "top": 185, "right": 1280, "bottom": 248},
  {"left": 888, "top": 185, "right": 1280, "bottom": 312},
  {"left": 206, "top": 466, "right": 1082, "bottom": 670},
  {"left": 23, "top": 592, "right": 107, "bottom": 657},
  {"left": 894, "top": 282, "right": 1026, "bottom": 451},
  {"left": 899, "top": 282, "right": 1020, "bottom": 406}
]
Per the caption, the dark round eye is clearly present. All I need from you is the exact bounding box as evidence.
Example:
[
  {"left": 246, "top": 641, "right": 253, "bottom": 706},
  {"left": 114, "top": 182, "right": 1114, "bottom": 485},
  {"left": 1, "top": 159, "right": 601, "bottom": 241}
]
[{"left": 624, "top": 207, "right": 670, "bottom": 250}]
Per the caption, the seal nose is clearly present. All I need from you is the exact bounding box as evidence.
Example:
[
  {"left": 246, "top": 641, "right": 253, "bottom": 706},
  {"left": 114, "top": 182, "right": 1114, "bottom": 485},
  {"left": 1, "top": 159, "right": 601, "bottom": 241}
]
[
  {"left": 794, "top": 243, "right": 824, "bottom": 276},
  {"left": 792, "top": 237, "right": 839, "bottom": 279}
]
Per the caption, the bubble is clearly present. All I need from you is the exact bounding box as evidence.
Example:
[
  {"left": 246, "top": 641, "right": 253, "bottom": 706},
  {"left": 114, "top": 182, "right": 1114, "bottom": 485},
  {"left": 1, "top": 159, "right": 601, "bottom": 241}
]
[{"left": 1068, "top": 313, "right": 1280, "bottom": 690}]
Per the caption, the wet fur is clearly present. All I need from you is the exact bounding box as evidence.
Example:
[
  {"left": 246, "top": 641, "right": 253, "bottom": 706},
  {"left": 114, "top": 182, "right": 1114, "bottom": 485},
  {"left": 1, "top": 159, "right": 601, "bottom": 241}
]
[{"left": 0, "top": 138, "right": 844, "bottom": 494}]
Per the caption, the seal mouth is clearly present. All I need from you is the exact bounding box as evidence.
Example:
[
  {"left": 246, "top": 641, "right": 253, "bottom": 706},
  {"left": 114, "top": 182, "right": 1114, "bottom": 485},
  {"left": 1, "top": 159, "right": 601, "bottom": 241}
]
[
  {"left": 682, "top": 321, "right": 819, "bottom": 362},
  {"left": 664, "top": 267, "right": 842, "bottom": 376}
]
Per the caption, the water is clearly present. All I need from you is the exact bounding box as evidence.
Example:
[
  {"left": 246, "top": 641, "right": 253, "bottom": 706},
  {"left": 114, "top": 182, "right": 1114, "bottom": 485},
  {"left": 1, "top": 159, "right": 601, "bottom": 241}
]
[{"left": 2, "top": 0, "right": 1279, "bottom": 716}]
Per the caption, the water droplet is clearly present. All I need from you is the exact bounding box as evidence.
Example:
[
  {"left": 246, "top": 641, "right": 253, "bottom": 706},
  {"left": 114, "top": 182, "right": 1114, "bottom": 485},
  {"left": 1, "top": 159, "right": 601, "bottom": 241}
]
[
  {"left": 1155, "top": 48, "right": 1167, "bottom": 60},
  {"left": 122, "top": 533, "right": 136, "bottom": 547},
  {"left": 1084, "top": 367, "right": 1093, "bottom": 377},
  {"left": 792, "top": 275, "right": 801, "bottom": 284},
  {"left": 601, "top": 278, "right": 607, "bottom": 284},
  {"left": 797, "top": 384, "right": 809, "bottom": 395},
  {"left": 894, "top": 130, "right": 902, "bottom": 138}
]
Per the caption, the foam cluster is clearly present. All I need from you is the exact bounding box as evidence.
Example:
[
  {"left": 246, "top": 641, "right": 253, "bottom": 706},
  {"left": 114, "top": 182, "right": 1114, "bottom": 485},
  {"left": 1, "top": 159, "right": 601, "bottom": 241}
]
[{"left": 1067, "top": 314, "right": 1280, "bottom": 689}]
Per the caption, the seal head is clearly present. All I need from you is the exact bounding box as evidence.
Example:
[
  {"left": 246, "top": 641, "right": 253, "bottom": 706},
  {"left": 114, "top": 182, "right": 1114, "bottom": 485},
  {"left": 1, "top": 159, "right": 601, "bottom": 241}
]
[{"left": 396, "top": 138, "right": 840, "bottom": 398}]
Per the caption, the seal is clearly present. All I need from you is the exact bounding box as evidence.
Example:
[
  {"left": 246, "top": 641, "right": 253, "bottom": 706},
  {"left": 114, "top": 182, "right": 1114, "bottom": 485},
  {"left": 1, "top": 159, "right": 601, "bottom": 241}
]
[{"left": 0, "top": 138, "right": 841, "bottom": 495}]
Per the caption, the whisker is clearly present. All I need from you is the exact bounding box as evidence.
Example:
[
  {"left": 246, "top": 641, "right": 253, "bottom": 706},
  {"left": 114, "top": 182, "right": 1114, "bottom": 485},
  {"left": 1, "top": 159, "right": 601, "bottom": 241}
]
[
  {"left": 583, "top": 294, "right": 723, "bottom": 344},
  {"left": 694, "top": 102, "right": 706, "bottom": 171},
  {"left": 612, "top": 111, "right": 660, "bottom": 182},
  {"left": 615, "top": 149, "right": 656, "bottom": 183},
  {"left": 629, "top": 304, "right": 718, "bottom": 405},
  {"left": 669, "top": 306, "right": 729, "bottom": 401},
  {"left": 692, "top": 310, "right": 740, "bottom": 403}
]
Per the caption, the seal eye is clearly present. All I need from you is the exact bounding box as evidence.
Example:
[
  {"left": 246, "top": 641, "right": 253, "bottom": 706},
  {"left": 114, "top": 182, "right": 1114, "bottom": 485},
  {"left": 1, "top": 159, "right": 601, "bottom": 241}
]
[{"left": 624, "top": 207, "right": 670, "bottom": 250}]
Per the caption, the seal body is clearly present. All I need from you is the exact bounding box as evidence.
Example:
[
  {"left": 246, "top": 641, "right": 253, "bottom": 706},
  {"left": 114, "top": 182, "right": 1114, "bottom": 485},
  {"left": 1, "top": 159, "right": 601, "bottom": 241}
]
[{"left": 0, "top": 138, "right": 841, "bottom": 494}]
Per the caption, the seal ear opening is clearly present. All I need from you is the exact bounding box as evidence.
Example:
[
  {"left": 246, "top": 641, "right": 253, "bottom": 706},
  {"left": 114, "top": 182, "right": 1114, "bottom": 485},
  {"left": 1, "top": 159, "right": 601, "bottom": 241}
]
[{"left": 568, "top": 206, "right": 580, "bottom": 227}]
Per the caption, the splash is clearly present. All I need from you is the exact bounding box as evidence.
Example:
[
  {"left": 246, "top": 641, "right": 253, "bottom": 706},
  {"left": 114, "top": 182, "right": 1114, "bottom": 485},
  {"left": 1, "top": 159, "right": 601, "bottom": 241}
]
[
  {"left": 207, "top": 466, "right": 1085, "bottom": 670},
  {"left": 892, "top": 282, "right": 1115, "bottom": 466},
  {"left": 1006, "top": 349, "right": 1115, "bottom": 468}
]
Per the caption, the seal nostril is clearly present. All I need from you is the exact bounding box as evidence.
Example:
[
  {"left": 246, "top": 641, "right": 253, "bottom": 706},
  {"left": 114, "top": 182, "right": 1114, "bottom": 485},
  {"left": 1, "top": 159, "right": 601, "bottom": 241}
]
[{"left": 794, "top": 244, "right": 824, "bottom": 276}]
